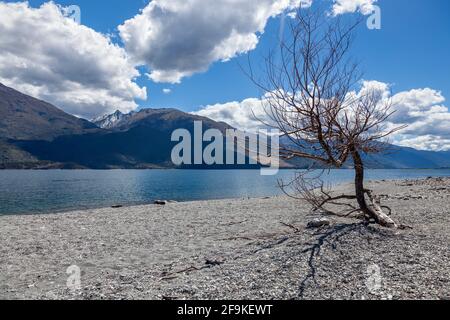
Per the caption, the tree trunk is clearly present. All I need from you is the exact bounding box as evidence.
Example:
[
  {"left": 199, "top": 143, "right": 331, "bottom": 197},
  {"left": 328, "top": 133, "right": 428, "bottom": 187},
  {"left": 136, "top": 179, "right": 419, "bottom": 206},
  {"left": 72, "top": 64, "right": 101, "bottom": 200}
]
[{"left": 352, "top": 149, "right": 398, "bottom": 228}]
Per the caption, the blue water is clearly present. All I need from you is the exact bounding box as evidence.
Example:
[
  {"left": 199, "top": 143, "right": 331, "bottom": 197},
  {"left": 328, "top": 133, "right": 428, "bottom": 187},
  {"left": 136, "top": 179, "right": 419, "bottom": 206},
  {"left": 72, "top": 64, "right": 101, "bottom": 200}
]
[{"left": 0, "top": 169, "right": 449, "bottom": 215}]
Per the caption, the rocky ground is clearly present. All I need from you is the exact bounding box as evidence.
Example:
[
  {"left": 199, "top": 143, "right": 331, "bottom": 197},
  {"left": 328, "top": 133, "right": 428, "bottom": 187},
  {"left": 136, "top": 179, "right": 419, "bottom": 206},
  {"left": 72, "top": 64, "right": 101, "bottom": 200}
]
[{"left": 0, "top": 177, "right": 449, "bottom": 300}]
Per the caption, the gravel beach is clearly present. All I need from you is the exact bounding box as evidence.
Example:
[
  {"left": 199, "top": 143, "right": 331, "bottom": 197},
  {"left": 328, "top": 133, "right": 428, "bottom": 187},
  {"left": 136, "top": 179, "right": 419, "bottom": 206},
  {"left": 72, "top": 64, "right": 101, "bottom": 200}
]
[{"left": 0, "top": 177, "right": 449, "bottom": 300}]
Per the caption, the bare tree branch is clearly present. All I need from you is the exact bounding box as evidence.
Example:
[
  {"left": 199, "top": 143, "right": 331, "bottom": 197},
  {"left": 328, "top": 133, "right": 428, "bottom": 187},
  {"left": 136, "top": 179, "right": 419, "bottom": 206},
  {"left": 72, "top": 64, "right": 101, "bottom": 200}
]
[{"left": 246, "top": 7, "right": 407, "bottom": 228}]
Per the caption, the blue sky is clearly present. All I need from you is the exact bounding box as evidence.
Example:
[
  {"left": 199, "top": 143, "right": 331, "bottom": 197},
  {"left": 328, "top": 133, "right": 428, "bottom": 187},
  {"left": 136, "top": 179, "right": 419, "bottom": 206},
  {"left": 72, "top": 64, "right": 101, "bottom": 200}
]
[
  {"left": 7, "top": 0, "right": 450, "bottom": 111},
  {"left": 0, "top": 0, "right": 449, "bottom": 150}
]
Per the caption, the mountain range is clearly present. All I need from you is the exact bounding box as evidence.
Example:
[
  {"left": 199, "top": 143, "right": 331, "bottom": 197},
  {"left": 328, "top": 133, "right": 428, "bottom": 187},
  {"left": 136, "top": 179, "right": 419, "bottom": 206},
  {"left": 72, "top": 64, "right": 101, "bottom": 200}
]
[{"left": 0, "top": 83, "right": 449, "bottom": 169}]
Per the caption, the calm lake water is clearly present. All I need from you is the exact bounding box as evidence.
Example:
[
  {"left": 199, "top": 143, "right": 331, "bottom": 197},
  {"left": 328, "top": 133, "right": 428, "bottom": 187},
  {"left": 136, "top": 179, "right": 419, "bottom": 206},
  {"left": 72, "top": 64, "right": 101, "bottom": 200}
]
[{"left": 0, "top": 169, "right": 449, "bottom": 215}]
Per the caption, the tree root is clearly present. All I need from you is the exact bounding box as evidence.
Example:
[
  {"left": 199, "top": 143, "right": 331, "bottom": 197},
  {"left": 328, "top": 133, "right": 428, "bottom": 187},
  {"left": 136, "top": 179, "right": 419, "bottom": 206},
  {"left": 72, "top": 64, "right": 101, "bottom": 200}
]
[
  {"left": 280, "top": 222, "right": 302, "bottom": 233},
  {"left": 304, "top": 187, "right": 405, "bottom": 229}
]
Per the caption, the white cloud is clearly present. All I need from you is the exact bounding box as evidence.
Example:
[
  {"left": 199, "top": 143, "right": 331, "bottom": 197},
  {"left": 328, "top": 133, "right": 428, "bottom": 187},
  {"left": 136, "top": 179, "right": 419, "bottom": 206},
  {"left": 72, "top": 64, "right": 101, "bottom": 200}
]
[
  {"left": 331, "top": 0, "right": 378, "bottom": 15},
  {"left": 0, "top": 2, "right": 147, "bottom": 119},
  {"left": 119, "top": 0, "right": 312, "bottom": 84},
  {"left": 162, "top": 88, "right": 172, "bottom": 94},
  {"left": 193, "top": 97, "right": 270, "bottom": 133},
  {"left": 380, "top": 85, "right": 450, "bottom": 151},
  {"left": 390, "top": 88, "right": 445, "bottom": 123},
  {"left": 393, "top": 135, "right": 450, "bottom": 152},
  {"left": 340, "top": 81, "right": 450, "bottom": 151},
  {"left": 194, "top": 81, "right": 450, "bottom": 151}
]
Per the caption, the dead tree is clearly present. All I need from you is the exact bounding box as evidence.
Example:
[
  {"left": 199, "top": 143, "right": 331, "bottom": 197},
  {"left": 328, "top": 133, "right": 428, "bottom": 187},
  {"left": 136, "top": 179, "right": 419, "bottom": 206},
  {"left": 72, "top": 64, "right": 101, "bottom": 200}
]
[{"left": 248, "top": 8, "right": 405, "bottom": 228}]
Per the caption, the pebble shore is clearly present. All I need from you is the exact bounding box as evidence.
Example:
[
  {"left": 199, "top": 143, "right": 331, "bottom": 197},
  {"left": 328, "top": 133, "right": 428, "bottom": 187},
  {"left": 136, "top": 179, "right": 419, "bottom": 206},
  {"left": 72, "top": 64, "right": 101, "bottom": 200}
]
[{"left": 0, "top": 177, "right": 449, "bottom": 300}]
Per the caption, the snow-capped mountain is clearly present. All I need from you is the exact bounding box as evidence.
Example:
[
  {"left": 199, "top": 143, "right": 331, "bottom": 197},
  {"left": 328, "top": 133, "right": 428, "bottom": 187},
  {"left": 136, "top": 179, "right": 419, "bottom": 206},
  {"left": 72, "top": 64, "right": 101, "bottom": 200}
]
[{"left": 92, "top": 110, "right": 133, "bottom": 129}]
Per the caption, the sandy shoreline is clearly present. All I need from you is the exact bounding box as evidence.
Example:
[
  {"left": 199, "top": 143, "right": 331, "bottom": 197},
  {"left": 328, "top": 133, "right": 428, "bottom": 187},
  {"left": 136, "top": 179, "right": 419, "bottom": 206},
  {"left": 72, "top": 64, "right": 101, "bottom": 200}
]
[{"left": 0, "top": 178, "right": 449, "bottom": 300}]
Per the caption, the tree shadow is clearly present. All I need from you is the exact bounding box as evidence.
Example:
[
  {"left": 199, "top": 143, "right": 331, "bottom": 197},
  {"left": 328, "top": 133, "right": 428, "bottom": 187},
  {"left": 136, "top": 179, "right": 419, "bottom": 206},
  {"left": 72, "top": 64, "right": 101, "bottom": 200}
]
[{"left": 298, "top": 222, "right": 393, "bottom": 298}]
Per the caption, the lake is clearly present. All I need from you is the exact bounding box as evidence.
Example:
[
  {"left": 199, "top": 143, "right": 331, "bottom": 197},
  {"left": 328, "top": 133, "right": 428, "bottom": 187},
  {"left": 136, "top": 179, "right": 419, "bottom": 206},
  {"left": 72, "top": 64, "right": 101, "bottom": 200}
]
[{"left": 0, "top": 169, "right": 449, "bottom": 215}]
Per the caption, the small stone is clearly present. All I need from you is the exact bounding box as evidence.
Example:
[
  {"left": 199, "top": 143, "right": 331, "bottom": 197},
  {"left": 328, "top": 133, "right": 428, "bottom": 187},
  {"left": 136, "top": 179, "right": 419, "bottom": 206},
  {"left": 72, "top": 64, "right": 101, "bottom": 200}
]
[
  {"left": 307, "top": 218, "right": 331, "bottom": 229},
  {"left": 154, "top": 200, "right": 168, "bottom": 205},
  {"left": 205, "top": 257, "right": 225, "bottom": 266}
]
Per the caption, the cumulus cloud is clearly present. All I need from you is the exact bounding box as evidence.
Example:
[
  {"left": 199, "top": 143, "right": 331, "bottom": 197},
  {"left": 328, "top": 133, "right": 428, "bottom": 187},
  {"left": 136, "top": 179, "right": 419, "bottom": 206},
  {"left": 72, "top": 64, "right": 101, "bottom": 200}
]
[
  {"left": 162, "top": 88, "right": 172, "bottom": 94},
  {"left": 331, "top": 0, "right": 378, "bottom": 15},
  {"left": 193, "top": 97, "right": 270, "bottom": 133},
  {"left": 393, "top": 135, "right": 450, "bottom": 152},
  {"left": 0, "top": 2, "right": 146, "bottom": 119},
  {"left": 390, "top": 88, "right": 445, "bottom": 123},
  {"left": 119, "top": 0, "right": 312, "bottom": 84},
  {"left": 194, "top": 81, "right": 450, "bottom": 151}
]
